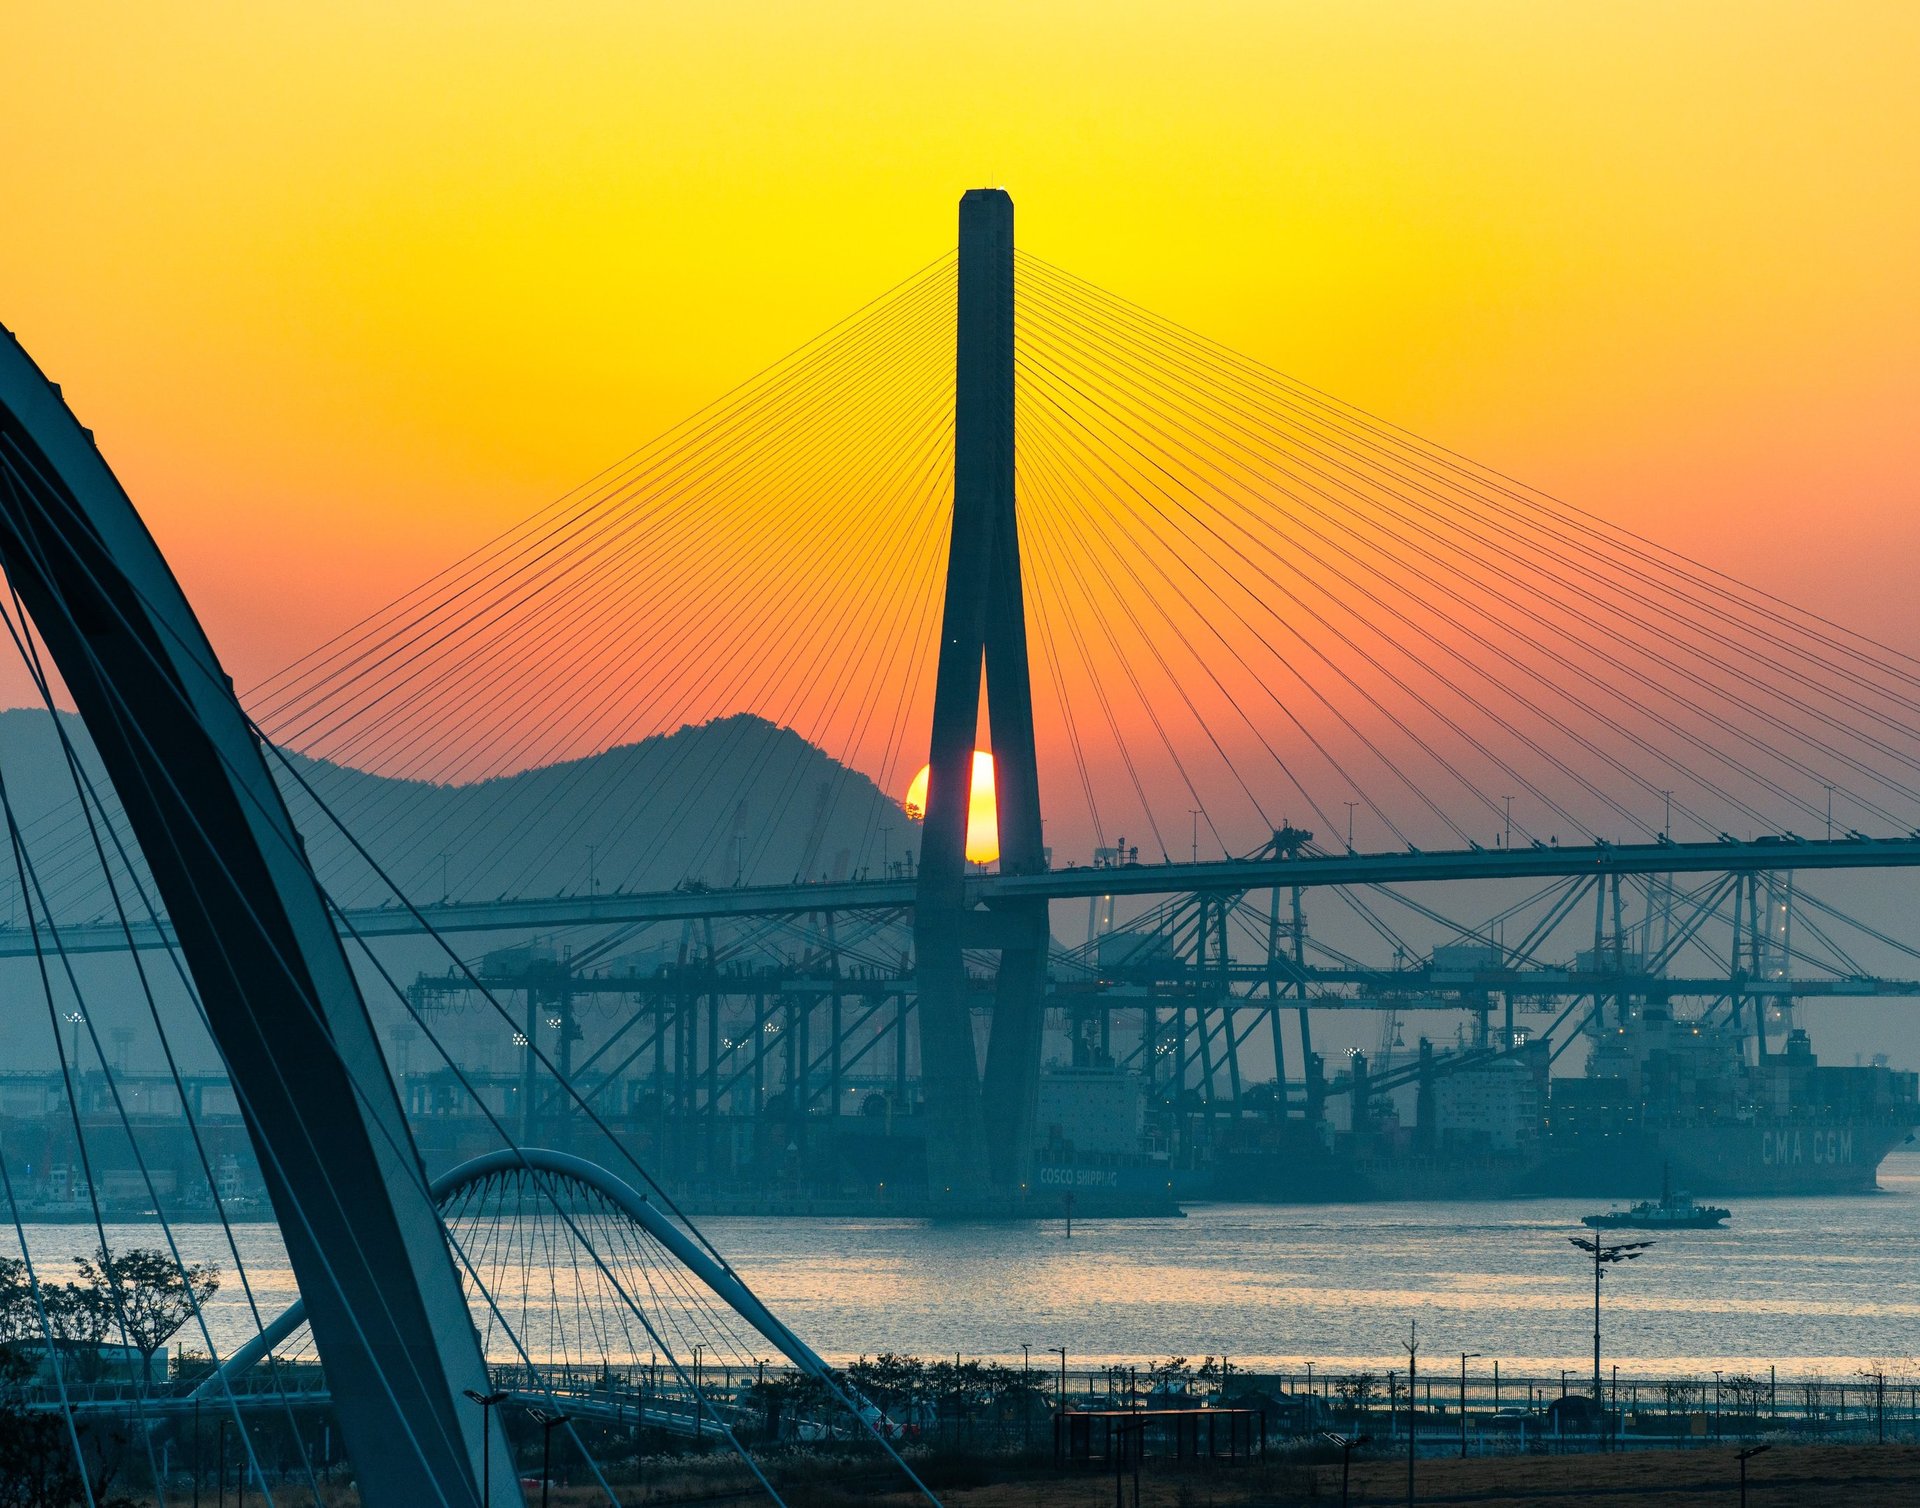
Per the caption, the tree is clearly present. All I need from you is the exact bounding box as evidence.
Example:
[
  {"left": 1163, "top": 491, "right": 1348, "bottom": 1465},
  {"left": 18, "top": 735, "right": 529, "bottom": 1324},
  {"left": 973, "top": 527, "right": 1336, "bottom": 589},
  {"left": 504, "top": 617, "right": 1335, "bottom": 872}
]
[
  {"left": 1148, "top": 1357, "right": 1193, "bottom": 1399},
  {"left": 1803, "top": 1376, "right": 1830, "bottom": 1433},
  {"left": 1723, "top": 1373, "right": 1767, "bottom": 1434},
  {"left": 74, "top": 1247, "right": 219, "bottom": 1383},
  {"left": 1659, "top": 1377, "right": 1702, "bottom": 1420},
  {"left": 40, "top": 1286, "right": 110, "bottom": 1383},
  {"left": 1335, "top": 1372, "right": 1379, "bottom": 1426},
  {"left": 0, "top": 1403, "right": 135, "bottom": 1508},
  {"left": 0, "top": 1263, "right": 35, "bottom": 1349},
  {"left": 0, "top": 1406, "right": 91, "bottom": 1508},
  {"left": 846, "top": 1352, "right": 926, "bottom": 1415}
]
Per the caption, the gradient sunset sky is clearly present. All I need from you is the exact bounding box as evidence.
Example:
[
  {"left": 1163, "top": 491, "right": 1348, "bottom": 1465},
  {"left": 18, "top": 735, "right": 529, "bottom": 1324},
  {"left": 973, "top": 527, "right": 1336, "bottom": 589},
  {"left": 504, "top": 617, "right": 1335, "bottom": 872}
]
[{"left": 5, "top": 0, "right": 1917, "bottom": 702}]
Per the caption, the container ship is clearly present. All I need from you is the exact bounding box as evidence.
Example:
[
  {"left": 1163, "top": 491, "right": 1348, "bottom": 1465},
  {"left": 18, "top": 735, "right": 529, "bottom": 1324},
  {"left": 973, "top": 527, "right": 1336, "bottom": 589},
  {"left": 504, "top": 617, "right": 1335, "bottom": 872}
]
[{"left": 1209, "top": 1006, "right": 1918, "bottom": 1202}]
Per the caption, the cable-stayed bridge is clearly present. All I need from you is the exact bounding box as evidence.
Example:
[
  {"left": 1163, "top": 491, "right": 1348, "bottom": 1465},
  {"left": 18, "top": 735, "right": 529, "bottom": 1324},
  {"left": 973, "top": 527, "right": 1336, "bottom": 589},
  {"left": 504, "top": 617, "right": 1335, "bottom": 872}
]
[
  {"left": 9, "top": 189, "right": 1920, "bottom": 1183},
  {"left": 2, "top": 189, "right": 1919, "bottom": 1500}
]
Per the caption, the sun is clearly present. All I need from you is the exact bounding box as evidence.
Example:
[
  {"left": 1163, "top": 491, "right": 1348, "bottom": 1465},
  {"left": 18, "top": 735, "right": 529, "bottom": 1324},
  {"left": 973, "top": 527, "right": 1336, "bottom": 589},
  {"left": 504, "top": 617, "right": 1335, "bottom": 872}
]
[{"left": 904, "top": 750, "right": 999, "bottom": 864}]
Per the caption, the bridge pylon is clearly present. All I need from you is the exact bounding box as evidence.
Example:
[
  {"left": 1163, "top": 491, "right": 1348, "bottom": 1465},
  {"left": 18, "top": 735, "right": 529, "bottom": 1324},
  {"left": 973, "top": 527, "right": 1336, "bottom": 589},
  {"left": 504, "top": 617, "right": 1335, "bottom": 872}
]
[{"left": 915, "top": 189, "right": 1050, "bottom": 1200}]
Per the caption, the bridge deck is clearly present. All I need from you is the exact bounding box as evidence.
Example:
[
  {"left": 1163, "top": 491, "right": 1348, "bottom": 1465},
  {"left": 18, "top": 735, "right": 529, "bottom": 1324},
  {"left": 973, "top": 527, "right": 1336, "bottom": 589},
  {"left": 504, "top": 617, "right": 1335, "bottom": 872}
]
[{"left": 6, "top": 835, "right": 1916, "bottom": 958}]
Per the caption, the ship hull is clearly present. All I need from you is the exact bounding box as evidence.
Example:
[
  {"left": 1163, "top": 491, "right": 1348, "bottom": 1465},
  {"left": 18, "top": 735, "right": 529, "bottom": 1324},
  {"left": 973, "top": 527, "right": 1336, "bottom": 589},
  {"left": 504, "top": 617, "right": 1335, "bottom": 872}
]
[
  {"left": 1213, "top": 1119, "right": 1913, "bottom": 1203},
  {"left": 1536, "top": 1120, "right": 1914, "bottom": 1196}
]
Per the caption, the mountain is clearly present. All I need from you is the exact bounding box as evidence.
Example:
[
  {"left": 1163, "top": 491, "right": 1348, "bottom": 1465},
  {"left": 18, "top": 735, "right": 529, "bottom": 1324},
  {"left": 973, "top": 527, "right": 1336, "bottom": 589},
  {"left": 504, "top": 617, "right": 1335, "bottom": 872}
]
[{"left": 0, "top": 708, "right": 915, "bottom": 926}]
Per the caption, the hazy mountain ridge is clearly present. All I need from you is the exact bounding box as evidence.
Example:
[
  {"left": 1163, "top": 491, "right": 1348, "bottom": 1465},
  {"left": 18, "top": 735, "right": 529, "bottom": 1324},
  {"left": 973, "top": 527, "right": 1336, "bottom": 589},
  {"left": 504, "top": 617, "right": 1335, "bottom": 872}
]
[{"left": 0, "top": 707, "right": 914, "bottom": 922}]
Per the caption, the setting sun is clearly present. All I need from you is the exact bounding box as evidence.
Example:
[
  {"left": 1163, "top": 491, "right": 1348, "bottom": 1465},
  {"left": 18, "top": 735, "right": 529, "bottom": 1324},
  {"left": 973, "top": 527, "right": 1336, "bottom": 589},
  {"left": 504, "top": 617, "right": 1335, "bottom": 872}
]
[{"left": 903, "top": 750, "right": 999, "bottom": 865}]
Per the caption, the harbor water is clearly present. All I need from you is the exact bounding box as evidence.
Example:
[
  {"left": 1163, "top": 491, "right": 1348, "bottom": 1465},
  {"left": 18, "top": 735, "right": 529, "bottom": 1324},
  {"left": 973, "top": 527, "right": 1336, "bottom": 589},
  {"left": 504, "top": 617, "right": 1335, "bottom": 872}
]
[{"left": 10, "top": 1149, "right": 1917, "bottom": 1381}]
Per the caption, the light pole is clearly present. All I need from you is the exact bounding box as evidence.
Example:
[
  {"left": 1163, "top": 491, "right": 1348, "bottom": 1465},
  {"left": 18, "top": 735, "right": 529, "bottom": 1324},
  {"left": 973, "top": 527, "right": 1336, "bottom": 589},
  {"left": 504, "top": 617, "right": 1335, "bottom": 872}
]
[
  {"left": 1321, "top": 1431, "right": 1370, "bottom": 1508},
  {"left": 1737, "top": 1443, "right": 1770, "bottom": 1507},
  {"left": 1048, "top": 1346, "right": 1068, "bottom": 1408},
  {"left": 1569, "top": 1233, "right": 1652, "bottom": 1421},
  {"left": 463, "top": 1388, "right": 508, "bottom": 1507},
  {"left": 527, "top": 1407, "right": 568, "bottom": 1508},
  {"left": 1458, "top": 1352, "right": 1480, "bottom": 1458},
  {"left": 1021, "top": 1344, "right": 1033, "bottom": 1450},
  {"left": 1402, "top": 1321, "right": 1418, "bottom": 1508}
]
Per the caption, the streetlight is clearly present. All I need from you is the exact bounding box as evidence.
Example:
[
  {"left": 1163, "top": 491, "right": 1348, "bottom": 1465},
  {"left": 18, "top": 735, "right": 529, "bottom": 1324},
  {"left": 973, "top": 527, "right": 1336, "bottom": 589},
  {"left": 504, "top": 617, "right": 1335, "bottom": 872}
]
[
  {"left": 1048, "top": 1346, "right": 1068, "bottom": 1408},
  {"left": 1737, "top": 1443, "right": 1771, "bottom": 1508},
  {"left": 1021, "top": 1344, "right": 1033, "bottom": 1450},
  {"left": 64, "top": 1010, "right": 84, "bottom": 1064},
  {"left": 1401, "top": 1321, "right": 1418, "bottom": 1508},
  {"left": 1568, "top": 1233, "right": 1653, "bottom": 1435},
  {"left": 1320, "top": 1431, "right": 1370, "bottom": 1508},
  {"left": 462, "top": 1388, "right": 508, "bottom": 1508},
  {"left": 1458, "top": 1352, "right": 1481, "bottom": 1458},
  {"left": 527, "top": 1407, "right": 569, "bottom": 1508}
]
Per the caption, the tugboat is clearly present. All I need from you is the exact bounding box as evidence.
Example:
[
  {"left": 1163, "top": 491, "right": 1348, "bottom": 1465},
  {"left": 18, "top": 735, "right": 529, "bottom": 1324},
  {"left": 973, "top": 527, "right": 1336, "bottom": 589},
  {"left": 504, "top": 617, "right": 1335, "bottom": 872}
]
[{"left": 1582, "top": 1166, "right": 1730, "bottom": 1230}]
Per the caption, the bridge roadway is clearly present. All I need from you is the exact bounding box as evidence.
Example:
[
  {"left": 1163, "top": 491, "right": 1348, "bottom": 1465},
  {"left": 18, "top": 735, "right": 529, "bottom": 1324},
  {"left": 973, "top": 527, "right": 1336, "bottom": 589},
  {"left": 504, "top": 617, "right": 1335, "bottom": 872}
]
[{"left": 6, "top": 834, "right": 1917, "bottom": 959}]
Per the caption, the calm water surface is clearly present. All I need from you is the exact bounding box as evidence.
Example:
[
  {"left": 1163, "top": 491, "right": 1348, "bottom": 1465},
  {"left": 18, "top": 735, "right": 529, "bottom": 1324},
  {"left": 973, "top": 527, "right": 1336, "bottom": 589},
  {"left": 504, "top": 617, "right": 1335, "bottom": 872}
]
[
  {"left": 17, "top": 1150, "right": 1918, "bottom": 1381},
  {"left": 698, "top": 1150, "right": 1920, "bottom": 1378}
]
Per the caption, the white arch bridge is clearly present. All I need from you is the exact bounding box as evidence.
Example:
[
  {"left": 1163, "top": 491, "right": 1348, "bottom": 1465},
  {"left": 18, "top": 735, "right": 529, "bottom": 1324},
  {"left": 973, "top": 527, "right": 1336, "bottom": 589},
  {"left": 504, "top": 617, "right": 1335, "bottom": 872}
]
[{"left": 189, "top": 1147, "right": 839, "bottom": 1444}]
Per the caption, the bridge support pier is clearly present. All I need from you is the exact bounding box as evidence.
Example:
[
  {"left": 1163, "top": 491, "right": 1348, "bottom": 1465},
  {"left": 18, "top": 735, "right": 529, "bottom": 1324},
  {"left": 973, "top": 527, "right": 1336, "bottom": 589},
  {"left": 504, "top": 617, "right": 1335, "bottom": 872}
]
[{"left": 915, "top": 188, "right": 1050, "bottom": 1200}]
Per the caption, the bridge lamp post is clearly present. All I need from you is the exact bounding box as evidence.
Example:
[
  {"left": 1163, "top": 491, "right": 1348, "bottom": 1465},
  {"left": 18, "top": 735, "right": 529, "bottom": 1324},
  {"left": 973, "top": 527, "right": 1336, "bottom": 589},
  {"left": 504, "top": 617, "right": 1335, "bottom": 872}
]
[
  {"left": 1320, "top": 1431, "right": 1370, "bottom": 1508},
  {"left": 1021, "top": 1344, "right": 1032, "bottom": 1449},
  {"left": 462, "top": 1389, "right": 508, "bottom": 1507},
  {"left": 1458, "top": 1352, "right": 1480, "bottom": 1458},
  {"left": 527, "top": 1408, "right": 569, "bottom": 1508},
  {"left": 1568, "top": 1234, "right": 1652, "bottom": 1438}
]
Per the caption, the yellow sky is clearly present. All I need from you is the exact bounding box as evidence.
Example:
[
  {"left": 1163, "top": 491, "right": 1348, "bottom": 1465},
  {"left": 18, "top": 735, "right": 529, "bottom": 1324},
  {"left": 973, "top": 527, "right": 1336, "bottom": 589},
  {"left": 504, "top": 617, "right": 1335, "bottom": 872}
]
[{"left": 4, "top": 0, "right": 1917, "bottom": 688}]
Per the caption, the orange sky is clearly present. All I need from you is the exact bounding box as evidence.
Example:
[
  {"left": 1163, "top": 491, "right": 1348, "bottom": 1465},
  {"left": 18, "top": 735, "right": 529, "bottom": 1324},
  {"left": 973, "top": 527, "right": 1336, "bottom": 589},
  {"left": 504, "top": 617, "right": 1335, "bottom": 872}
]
[{"left": 4, "top": 0, "right": 1917, "bottom": 711}]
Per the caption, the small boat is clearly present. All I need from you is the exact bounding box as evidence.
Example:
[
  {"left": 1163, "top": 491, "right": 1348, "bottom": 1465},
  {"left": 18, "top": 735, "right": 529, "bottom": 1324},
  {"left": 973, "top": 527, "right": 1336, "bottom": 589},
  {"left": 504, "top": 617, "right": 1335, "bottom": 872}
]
[{"left": 1582, "top": 1165, "right": 1730, "bottom": 1230}]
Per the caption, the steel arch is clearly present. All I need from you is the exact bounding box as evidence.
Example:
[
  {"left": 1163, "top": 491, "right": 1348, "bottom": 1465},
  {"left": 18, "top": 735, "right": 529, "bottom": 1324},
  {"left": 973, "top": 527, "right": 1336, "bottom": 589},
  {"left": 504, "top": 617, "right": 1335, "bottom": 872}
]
[
  {"left": 196, "top": 1146, "right": 835, "bottom": 1399},
  {"left": 0, "top": 326, "right": 510, "bottom": 1505}
]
